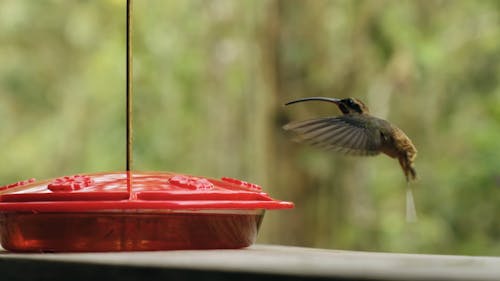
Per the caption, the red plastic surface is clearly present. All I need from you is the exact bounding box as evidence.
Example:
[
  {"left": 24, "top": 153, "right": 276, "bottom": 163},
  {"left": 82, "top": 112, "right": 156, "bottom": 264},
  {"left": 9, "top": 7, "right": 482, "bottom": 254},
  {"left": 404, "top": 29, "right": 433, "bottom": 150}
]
[
  {"left": 0, "top": 178, "right": 35, "bottom": 191},
  {"left": 221, "top": 177, "right": 262, "bottom": 191},
  {"left": 0, "top": 171, "right": 292, "bottom": 252},
  {"left": 0, "top": 212, "right": 264, "bottom": 252},
  {"left": 168, "top": 175, "right": 214, "bottom": 190},
  {"left": 0, "top": 172, "right": 293, "bottom": 211},
  {"left": 48, "top": 175, "right": 94, "bottom": 192}
]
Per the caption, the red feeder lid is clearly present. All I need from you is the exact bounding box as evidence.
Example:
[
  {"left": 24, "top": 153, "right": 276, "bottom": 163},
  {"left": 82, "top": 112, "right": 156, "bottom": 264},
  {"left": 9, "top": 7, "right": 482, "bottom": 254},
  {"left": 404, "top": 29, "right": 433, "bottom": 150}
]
[{"left": 0, "top": 171, "right": 294, "bottom": 212}]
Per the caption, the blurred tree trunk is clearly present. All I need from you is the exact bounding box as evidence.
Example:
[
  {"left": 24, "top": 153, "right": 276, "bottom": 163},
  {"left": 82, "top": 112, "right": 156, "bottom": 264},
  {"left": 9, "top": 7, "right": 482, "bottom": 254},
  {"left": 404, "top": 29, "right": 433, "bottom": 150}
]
[
  {"left": 257, "top": 0, "right": 345, "bottom": 247},
  {"left": 257, "top": 0, "right": 381, "bottom": 249}
]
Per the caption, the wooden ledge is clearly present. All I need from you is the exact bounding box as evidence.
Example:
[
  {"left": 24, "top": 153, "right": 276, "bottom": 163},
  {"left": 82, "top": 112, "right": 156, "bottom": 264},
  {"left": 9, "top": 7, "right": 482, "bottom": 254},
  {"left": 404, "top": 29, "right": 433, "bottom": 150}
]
[{"left": 1, "top": 245, "right": 499, "bottom": 281}]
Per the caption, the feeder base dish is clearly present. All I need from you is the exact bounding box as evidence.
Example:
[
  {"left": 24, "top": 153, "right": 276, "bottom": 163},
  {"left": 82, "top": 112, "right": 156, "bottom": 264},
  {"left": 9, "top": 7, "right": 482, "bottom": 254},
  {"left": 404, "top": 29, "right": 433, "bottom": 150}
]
[{"left": 0, "top": 211, "right": 264, "bottom": 252}]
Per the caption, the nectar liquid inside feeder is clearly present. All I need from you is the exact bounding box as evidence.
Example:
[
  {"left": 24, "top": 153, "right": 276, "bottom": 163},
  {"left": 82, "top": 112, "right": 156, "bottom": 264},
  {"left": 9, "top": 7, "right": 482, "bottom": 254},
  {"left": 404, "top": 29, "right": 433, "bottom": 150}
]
[{"left": 0, "top": 171, "right": 293, "bottom": 252}]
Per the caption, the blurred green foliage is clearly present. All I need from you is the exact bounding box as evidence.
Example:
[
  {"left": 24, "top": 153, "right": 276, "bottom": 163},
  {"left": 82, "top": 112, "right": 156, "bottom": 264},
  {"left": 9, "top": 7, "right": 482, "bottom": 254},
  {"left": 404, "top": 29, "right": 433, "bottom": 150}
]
[{"left": 1, "top": 0, "right": 499, "bottom": 255}]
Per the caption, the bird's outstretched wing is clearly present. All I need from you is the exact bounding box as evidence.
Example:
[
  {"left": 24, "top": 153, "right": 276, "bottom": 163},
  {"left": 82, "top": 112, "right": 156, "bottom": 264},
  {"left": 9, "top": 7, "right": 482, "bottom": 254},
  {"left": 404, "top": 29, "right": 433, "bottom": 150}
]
[{"left": 283, "top": 116, "right": 382, "bottom": 156}]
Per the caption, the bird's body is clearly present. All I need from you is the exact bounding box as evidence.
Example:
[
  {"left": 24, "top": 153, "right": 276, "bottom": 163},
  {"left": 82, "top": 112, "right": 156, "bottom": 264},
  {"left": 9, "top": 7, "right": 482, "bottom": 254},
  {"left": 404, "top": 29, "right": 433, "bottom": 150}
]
[{"left": 283, "top": 97, "right": 417, "bottom": 182}]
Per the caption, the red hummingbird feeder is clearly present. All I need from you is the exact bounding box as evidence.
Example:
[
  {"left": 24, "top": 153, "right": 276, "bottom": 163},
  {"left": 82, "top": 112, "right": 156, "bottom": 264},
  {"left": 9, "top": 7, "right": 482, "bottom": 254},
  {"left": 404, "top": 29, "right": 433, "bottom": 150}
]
[
  {"left": 0, "top": 1, "right": 293, "bottom": 252},
  {"left": 0, "top": 172, "right": 292, "bottom": 252}
]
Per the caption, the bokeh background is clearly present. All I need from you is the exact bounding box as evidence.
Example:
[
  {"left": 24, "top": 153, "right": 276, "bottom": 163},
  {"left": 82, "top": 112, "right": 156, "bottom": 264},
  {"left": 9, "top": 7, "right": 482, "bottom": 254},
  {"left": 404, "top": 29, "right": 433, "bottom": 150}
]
[{"left": 1, "top": 0, "right": 499, "bottom": 255}]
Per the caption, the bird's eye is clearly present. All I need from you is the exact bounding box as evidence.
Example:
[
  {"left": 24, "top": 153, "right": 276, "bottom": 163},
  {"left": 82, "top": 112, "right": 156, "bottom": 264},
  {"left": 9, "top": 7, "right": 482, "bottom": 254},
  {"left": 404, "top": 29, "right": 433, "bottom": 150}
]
[{"left": 347, "top": 99, "right": 355, "bottom": 105}]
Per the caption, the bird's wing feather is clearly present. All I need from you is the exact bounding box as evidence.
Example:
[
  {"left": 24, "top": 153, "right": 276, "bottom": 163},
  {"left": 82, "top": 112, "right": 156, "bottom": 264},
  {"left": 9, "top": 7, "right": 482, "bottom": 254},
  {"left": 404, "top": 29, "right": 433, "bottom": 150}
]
[{"left": 283, "top": 116, "right": 382, "bottom": 156}]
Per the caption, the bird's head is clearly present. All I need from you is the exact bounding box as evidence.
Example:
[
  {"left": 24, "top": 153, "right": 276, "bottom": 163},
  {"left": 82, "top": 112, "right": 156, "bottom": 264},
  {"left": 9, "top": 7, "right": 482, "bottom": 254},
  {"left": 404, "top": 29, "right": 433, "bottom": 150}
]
[{"left": 284, "top": 97, "right": 369, "bottom": 115}]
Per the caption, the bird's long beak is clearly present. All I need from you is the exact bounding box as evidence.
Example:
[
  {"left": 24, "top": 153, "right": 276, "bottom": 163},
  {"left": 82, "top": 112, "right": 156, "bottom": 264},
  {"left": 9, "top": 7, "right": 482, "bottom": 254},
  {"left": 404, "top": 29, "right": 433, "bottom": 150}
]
[{"left": 284, "top": 97, "right": 341, "bottom": 106}]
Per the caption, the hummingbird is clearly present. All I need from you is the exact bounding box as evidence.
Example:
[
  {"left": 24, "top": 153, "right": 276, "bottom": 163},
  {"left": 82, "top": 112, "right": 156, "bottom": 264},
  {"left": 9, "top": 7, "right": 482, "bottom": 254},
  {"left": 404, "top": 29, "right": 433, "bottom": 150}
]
[{"left": 283, "top": 97, "right": 417, "bottom": 182}]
